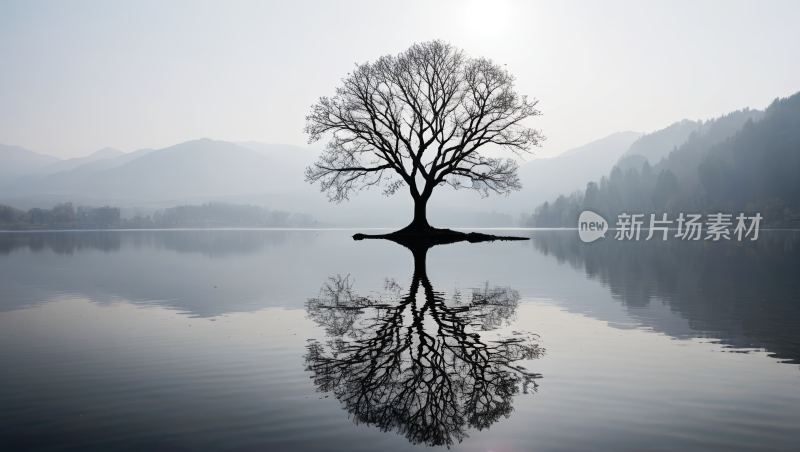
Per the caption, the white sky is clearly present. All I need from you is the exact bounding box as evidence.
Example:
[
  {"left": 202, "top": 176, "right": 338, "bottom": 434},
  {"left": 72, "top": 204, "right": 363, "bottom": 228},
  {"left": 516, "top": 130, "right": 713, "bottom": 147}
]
[{"left": 1, "top": 0, "right": 799, "bottom": 160}]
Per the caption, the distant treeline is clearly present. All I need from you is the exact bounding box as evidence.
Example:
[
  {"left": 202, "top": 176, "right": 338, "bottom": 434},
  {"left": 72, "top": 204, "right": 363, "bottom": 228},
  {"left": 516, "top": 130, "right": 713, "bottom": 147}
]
[
  {"left": 0, "top": 202, "right": 328, "bottom": 230},
  {"left": 523, "top": 92, "right": 800, "bottom": 228}
]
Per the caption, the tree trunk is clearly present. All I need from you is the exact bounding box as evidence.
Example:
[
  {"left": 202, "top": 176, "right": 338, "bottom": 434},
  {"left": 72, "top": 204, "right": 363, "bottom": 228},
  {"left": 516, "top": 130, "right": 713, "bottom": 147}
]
[{"left": 408, "top": 194, "right": 432, "bottom": 230}]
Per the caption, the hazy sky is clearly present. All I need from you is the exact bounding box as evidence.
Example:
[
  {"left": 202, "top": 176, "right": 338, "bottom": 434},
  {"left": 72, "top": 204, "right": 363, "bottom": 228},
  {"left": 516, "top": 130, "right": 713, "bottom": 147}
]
[{"left": 1, "top": 0, "right": 799, "bottom": 160}]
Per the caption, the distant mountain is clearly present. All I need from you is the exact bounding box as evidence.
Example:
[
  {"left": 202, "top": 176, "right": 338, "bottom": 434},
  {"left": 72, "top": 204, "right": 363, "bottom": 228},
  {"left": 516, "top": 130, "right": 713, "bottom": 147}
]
[
  {"left": 35, "top": 147, "right": 125, "bottom": 175},
  {"left": 614, "top": 155, "right": 649, "bottom": 173},
  {"left": 2, "top": 140, "right": 300, "bottom": 199},
  {"left": 67, "top": 139, "right": 305, "bottom": 199},
  {"left": 65, "top": 148, "right": 156, "bottom": 176},
  {"left": 5, "top": 148, "right": 158, "bottom": 195},
  {"left": 518, "top": 131, "right": 644, "bottom": 196},
  {"left": 0, "top": 143, "right": 61, "bottom": 185},
  {"left": 235, "top": 142, "right": 317, "bottom": 167},
  {"left": 47, "top": 148, "right": 155, "bottom": 178},
  {"left": 621, "top": 120, "right": 701, "bottom": 163},
  {"left": 556, "top": 134, "right": 638, "bottom": 158},
  {"left": 622, "top": 109, "right": 764, "bottom": 164}
]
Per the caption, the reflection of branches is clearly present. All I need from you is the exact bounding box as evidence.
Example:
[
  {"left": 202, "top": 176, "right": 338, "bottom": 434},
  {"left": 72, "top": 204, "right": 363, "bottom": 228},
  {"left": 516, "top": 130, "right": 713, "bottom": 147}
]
[
  {"left": 461, "top": 282, "right": 521, "bottom": 331},
  {"left": 305, "top": 276, "right": 403, "bottom": 338},
  {"left": 304, "top": 245, "right": 544, "bottom": 447},
  {"left": 305, "top": 275, "right": 372, "bottom": 338}
]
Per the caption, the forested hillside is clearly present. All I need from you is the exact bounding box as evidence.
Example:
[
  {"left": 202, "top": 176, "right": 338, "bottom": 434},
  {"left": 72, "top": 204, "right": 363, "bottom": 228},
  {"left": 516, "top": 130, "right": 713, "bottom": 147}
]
[
  {"left": 524, "top": 94, "right": 798, "bottom": 228},
  {"left": 699, "top": 94, "right": 800, "bottom": 223}
]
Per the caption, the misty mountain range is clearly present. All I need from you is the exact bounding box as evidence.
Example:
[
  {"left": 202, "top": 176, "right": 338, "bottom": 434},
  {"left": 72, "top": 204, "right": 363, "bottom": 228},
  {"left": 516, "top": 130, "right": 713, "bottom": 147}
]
[
  {"left": 0, "top": 140, "right": 314, "bottom": 195},
  {"left": 0, "top": 134, "right": 646, "bottom": 226},
  {"left": 524, "top": 93, "right": 799, "bottom": 228},
  {"left": 0, "top": 97, "right": 784, "bottom": 227},
  {"left": 0, "top": 143, "right": 61, "bottom": 183}
]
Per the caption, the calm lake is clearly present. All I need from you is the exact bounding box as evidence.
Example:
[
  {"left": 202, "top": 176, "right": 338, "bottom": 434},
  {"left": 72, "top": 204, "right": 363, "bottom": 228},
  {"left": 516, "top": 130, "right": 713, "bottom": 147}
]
[{"left": 1, "top": 229, "right": 799, "bottom": 451}]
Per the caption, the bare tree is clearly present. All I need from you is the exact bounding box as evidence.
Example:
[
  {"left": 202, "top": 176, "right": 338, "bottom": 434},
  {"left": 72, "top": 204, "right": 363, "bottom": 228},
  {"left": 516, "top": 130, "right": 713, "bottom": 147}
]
[{"left": 304, "top": 40, "right": 544, "bottom": 232}]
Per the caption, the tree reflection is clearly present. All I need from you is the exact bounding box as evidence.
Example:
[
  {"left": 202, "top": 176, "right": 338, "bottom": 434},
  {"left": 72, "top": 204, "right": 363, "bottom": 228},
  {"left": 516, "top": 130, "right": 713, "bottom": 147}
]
[{"left": 304, "top": 238, "right": 544, "bottom": 447}]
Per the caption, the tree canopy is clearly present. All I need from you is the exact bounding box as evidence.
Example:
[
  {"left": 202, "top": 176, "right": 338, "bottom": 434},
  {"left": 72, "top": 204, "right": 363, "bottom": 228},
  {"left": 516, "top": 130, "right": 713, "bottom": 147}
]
[{"left": 304, "top": 40, "right": 544, "bottom": 229}]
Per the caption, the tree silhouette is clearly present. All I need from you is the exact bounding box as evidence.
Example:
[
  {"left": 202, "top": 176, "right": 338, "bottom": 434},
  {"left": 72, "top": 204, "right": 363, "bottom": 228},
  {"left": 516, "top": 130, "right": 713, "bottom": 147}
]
[
  {"left": 304, "top": 40, "right": 544, "bottom": 232},
  {"left": 304, "top": 239, "right": 544, "bottom": 447}
]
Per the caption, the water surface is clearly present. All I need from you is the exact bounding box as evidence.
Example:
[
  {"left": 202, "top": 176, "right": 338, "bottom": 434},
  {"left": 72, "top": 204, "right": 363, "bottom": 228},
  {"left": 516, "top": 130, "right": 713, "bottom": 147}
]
[{"left": 1, "top": 229, "right": 799, "bottom": 451}]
